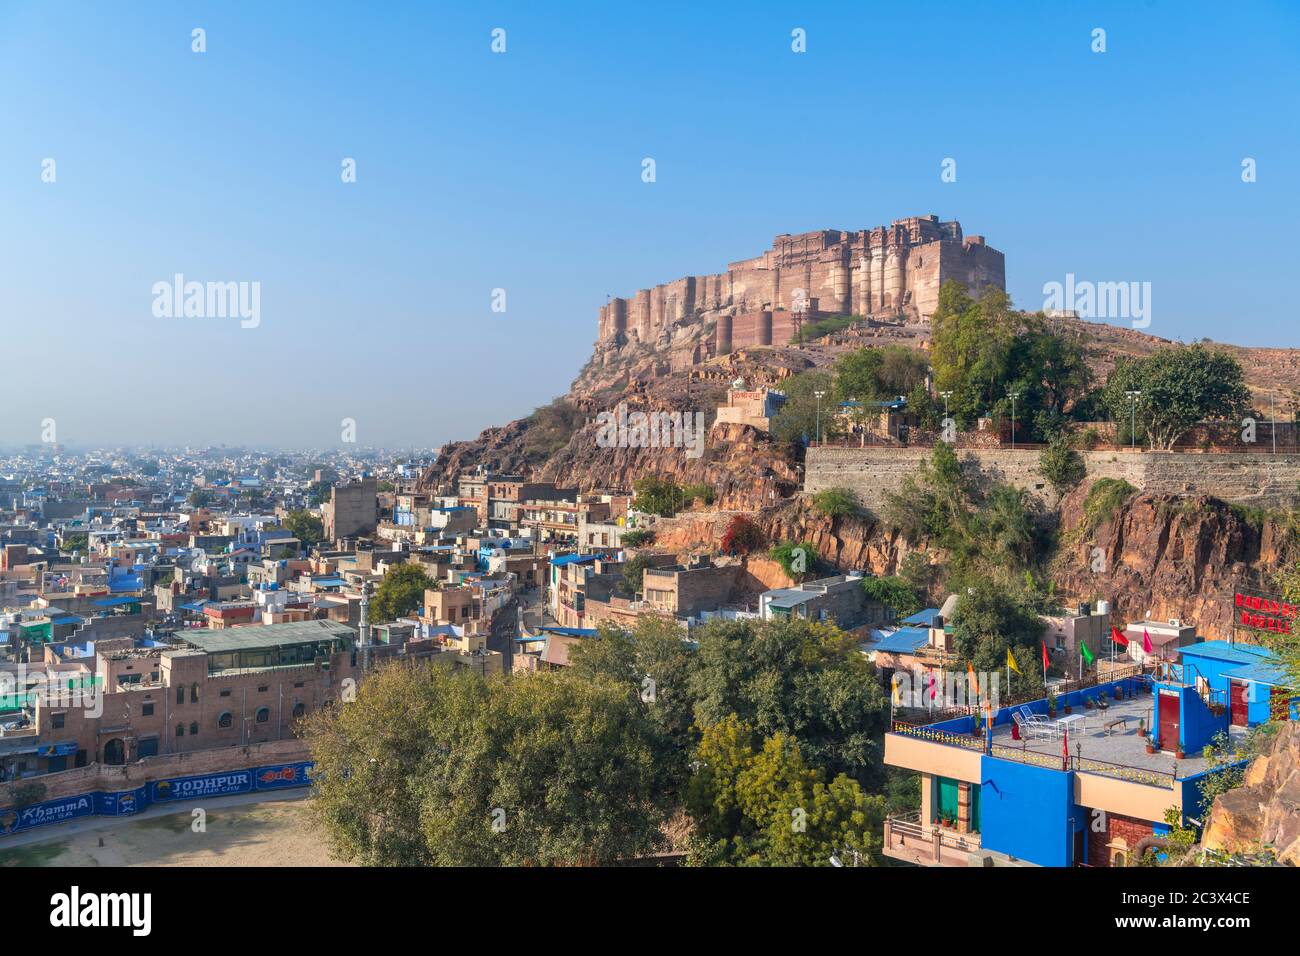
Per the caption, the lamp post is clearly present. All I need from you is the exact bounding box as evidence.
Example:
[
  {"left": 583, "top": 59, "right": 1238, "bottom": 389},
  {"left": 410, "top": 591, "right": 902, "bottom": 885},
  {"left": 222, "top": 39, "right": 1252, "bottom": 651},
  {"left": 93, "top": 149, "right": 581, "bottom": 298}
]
[
  {"left": 940, "top": 391, "right": 952, "bottom": 418},
  {"left": 1008, "top": 391, "right": 1020, "bottom": 450},
  {"left": 814, "top": 390, "right": 826, "bottom": 445},
  {"left": 1124, "top": 390, "right": 1142, "bottom": 449},
  {"left": 1271, "top": 392, "right": 1277, "bottom": 455}
]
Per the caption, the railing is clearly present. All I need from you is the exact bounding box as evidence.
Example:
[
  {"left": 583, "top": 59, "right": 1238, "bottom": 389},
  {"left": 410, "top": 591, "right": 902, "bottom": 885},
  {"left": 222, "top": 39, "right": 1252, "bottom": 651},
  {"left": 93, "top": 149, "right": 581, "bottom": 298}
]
[
  {"left": 885, "top": 810, "right": 981, "bottom": 852},
  {"left": 889, "top": 722, "right": 1177, "bottom": 789}
]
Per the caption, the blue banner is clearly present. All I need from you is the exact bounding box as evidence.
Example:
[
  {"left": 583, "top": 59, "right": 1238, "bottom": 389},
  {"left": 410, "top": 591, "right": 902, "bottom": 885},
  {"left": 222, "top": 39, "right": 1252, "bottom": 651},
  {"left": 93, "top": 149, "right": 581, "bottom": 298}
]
[{"left": 151, "top": 769, "right": 254, "bottom": 803}]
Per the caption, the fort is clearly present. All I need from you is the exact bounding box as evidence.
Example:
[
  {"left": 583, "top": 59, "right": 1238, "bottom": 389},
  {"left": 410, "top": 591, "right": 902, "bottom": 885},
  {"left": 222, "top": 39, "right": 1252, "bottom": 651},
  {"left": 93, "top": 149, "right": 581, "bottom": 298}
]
[{"left": 595, "top": 216, "right": 1005, "bottom": 354}]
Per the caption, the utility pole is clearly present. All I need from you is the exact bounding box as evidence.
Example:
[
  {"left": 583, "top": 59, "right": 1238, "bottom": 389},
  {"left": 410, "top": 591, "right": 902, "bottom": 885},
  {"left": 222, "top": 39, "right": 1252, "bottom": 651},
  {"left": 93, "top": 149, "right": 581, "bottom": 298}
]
[
  {"left": 1008, "top": 391, "right": 1020, "bottom": 450},
  {"left": 814, "top": 390, "right": 826, "bottom": 445}
]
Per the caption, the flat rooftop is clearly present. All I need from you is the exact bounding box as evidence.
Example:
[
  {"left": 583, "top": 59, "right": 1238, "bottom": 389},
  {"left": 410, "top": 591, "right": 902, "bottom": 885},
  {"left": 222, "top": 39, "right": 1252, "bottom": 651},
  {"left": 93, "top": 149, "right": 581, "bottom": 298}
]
[{"left": 180, "top": 619, "right": 356, "bottom": 654}]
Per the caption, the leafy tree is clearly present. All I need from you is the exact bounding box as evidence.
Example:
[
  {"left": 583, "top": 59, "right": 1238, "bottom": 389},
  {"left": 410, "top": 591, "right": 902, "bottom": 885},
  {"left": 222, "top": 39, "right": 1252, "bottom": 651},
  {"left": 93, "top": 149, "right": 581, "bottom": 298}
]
[
  {"left": 283, "top": 509, "right": 324, "bottom": 549},
  {"left": 686, "top": 715, "right": 885, "bottom": 866},
  {"left": 861, "top": 576, "right": 922, "bottom": 618},
  {"left": 688, "top": 617, "right": 888, "bottom": 786},
  {"left": 633, "top": 475, "right": 682, "bottom": 517},
  {"left": 770, "top": 370, "right": 838, "bottom": 444},
  {"left": 720, "top": 514, "right": 765, "bottom": 554},
  {"left": 306, "top": 664, "right": 670, "bottom": 866},
  {"left": 681, "top": 482, "right": 715, "bottom": 506},
  {"left": 1039, "top": 433, "right": 1085, "bottom": 495},
  {"left": 307, "top": 481, "right": 332, "bottom": 507},
  {"left": 372, "top": 562, "right": 434, "bottom": 622},
  {"left": 567, "top": 618, "right": 698, "bottom": 791},
  {"left": 949, "top": 582, "right": 1047, "bottom": 696},
  {"left": 1101, "top": 345, "right": 1251, "bottom": 449},
  {"left": 834, "top": 348, "right": 886, "bottom": 403},
  {"left": 187, "top": 488, "right": 213, "bottom": 509},
  {"left": 811, "top": 487, "right": 863, "bottom": 519},
  {"left": 59, "top": 532, "right": 88, "bottom": 554},
  {"left": 770, "top": 540, "right": 819, "bottom": 581},
  {"left": 620, "top": 553, "right": 651, "bottom": 596},
  {"left": 620, "top": 529, "right": 655, "bottom": 548}
]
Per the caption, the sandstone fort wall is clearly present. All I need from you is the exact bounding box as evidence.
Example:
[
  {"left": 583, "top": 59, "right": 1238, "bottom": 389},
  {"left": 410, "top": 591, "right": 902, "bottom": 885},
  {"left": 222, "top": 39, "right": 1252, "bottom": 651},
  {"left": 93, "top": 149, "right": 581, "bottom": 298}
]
[{"left": 805, "top": 447, "right": 1300, "bottom": 514}]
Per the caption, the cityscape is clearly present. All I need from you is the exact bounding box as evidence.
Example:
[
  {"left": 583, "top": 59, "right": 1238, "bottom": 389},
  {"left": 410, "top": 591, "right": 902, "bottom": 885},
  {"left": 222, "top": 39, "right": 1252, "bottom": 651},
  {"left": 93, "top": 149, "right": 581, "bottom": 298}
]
[{"left": 3, "top": 0, "right": 1296, "bottom": 935}]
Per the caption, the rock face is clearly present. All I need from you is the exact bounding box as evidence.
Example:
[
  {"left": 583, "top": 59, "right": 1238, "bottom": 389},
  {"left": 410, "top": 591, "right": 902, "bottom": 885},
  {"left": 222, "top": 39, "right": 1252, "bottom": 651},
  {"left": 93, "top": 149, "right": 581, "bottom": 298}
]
[
  {"left": 1053, "top": 489, "right": 1295, "bottom": 640},
  {"left": 1202, "top": 723, "right": 1300, "bottom": 865}
]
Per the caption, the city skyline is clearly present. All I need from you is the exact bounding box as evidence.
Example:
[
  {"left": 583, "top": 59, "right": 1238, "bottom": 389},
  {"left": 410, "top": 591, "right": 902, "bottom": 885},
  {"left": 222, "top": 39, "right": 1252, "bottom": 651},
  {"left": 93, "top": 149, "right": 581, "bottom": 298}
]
[{"left": 4, "top": 1, "right": 1298, "bottom": 447}]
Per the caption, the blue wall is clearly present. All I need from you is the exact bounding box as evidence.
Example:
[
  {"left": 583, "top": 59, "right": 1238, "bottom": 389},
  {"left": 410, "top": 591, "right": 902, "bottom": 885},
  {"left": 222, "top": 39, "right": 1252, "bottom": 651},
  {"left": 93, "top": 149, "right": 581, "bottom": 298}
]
[
  {"left": 979, "top": 755, "right": 1076, "bottom": 866},
  {"left": 0, "top": 760, "right": 313, "bottom": 837}
]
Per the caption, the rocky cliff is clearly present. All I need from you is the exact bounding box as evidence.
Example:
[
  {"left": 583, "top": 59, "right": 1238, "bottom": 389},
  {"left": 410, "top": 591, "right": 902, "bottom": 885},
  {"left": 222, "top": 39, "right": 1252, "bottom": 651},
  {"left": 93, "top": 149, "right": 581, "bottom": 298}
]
[{"left": 1202, "top": 722, "right": 1300, "bottom": 865}]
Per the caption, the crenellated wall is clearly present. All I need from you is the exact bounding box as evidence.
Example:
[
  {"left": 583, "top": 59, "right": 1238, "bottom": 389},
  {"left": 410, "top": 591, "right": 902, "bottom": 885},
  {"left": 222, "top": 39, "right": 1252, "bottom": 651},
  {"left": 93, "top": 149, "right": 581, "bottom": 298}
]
[{"left": 596, "top": 216, "right": 1006, "bottom": 345}]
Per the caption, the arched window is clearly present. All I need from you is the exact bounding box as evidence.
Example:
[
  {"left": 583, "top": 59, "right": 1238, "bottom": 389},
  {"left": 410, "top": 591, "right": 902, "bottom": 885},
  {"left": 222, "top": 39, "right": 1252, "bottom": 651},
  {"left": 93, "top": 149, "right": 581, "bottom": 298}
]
[
  {"left": 104, "top": 738, "right": 126, "bottom": 765},
  {"left": 175, "top": 723, "right": 184, "bottom": 737},
  {"left": 190, "top": 683, "right": 199, "bottom": 704},
  {"left": 255, "top": 707, "right": 270, "bottom": 724},
  {"left": 217, "top": 712, "right": 233, "bottom": 729},
  {"left": 189, "top": 721, "right": 199, "bottom": 736},
  {"left": 291, "top": 702, "right": 306, "bottom": 720}
]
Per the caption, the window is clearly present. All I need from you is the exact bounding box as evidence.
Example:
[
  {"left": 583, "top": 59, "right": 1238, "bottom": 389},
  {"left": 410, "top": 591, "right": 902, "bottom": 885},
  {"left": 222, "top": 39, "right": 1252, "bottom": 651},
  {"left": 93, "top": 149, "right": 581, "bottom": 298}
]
[
  {"left": 189, "top": 721, "right": 199, "bottom": 735},
  {"left": 190, "top": 684, "right": 199, "bottom": 703},
  {"left": 52, "top": 713, "right": 65, "bottom": 730},
  {"left": 255, "top": 707, "right": 270, "bottom": 724},
  {"left": 257, "top": 685, "right": 268, "bottom": 693},
  {"left": 217, "top": 712, "right": 233, "bottom": 729},
  {"left": 177, "top": 686, "right": 184, "bottom": 705},
  {"left": 291, "top": 702, "right": 305, "bottom": 720},
  {"left": 142, "top": 702, "right": 155, "bottom": 717},
  {"left": 176, "top": 723, "right": 184, "bottom": 737},
  {"left": 220, "top": 689, "right": 231, "bottom": 697}
]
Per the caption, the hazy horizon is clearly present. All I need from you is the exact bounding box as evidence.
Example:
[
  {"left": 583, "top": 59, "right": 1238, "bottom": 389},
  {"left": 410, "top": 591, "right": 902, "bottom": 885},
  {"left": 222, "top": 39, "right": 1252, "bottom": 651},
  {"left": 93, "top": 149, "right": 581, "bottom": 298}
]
[{"left": 4, "top": 1, "right": 1297, "bottom": 448}]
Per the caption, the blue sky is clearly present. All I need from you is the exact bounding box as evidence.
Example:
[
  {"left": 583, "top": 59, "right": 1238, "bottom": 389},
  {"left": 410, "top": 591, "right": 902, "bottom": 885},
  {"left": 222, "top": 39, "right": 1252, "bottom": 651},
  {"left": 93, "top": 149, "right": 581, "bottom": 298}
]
[{"left": 2, "top": 1, "right": 1297, "bottom": 449}]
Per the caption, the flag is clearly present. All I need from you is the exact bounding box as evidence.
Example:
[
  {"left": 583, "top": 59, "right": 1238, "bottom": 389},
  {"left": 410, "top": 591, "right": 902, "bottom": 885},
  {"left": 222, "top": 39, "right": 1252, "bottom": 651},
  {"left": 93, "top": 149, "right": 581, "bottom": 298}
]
[
  {"left": 1110, "top": 626, "right": 1129, "bottom": 648},
  {"left": 967, "top": 661, "right": 980, "bottom": 701},
  {"left": 891, "top": 676, "right": 902, "bottom": 706},
  {"left": 1143, "top": 629, "right": 1153, "bottom": 654},
  {"left": 1062, "top": 726, "right": 1070, "bottom": 770},
  {"left": 1081, "top": 641, "right": 1095, "bottom": 666},
  {"left": 927, "top": 669, "right": 937, "bottom": 701},
  {"left": 1041, "top": 641, "right": 1050, "bottom": 672},
  {"left": 1006, "top": 647, "right": 1021, "bottom": 675}
]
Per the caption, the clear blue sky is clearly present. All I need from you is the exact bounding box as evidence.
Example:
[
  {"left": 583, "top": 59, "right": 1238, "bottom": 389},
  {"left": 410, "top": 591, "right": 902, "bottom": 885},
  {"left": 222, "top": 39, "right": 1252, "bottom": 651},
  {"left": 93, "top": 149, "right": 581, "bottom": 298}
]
[{"left": 2, "top": 0, "right": 1296, "bottom": 449}]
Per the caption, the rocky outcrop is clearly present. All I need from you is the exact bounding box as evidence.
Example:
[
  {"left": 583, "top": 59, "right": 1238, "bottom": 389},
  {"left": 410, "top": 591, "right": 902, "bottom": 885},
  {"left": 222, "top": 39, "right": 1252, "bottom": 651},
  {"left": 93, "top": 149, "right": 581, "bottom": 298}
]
[
  {"left": 1053, "top": 488, "right": 1296, "bottom": 640},
  {"left": 1202, "top": 723, "right": 1300, "bottom": 865}
]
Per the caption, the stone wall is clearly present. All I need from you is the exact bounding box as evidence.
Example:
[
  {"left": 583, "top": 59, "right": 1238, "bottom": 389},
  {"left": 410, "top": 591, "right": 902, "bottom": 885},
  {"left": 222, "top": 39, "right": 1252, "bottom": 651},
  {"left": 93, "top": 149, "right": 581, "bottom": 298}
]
[{"left": 805, "top": 447, "right": 1300, "bottom": 514}]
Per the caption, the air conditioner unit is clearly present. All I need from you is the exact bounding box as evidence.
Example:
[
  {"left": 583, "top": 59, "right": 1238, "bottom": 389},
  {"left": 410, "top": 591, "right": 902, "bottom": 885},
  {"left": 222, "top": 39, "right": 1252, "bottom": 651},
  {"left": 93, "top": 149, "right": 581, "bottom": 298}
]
[{"left": 1168, "top": 619, "right": 1180, "bottom": 627}]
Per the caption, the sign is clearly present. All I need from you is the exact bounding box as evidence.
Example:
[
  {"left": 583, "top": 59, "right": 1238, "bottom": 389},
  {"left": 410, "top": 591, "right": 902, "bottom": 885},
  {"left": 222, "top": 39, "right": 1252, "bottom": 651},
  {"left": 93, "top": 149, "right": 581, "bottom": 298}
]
[
  {"left": 1234, "top": 592, "right": 1295, "bottom": 634},
  {"left": 253, "top": 762, "right": 312, "bottom": 790},
  {"left": 151, "top": 769, "right": 253, "bottom": 803},
  {"left": 0, "top": 794, "right": 94, "bottom": 834}
]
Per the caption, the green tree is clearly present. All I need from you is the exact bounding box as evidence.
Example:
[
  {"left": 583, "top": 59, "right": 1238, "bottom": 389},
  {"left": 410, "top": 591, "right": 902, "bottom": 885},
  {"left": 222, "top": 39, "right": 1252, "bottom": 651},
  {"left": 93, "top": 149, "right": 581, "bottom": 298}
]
[
  {"left": 187, "top": 488, "right": 213, "bottom": 509},
  {"left": 834, "top": 348, "right": 886, "bottom": 403},
  {"left": 686, "top": 716, "right": 885, "bottom": 866},
  {"left": 283, "top": 509, "right": 324, "bottom": 549},
  {"left": 371, "top": 562, "right": 434, "bottom": 622},
  {"left": 688, "top": 617, "right": 888, "bottom": 786},
  {"left": 861, "top": 576, "right": 922, "bottom": 618},
  {"left": 811, "top": 487, "right": 863, "bottom": 519},
  {"left": 1039, "top": 433, "right": 1085, "bottom": 495},
  {"left": 633, "top": 475, "right": 682, "bottom": 517},
  {"left": 1102, "top": 345, "right": 1251, "bottom": 450},
  {"left": 949, "top": 582, "right": 1047, "bottom": 696},
  {"left": 770, "top": 540, "right": 819, "bottom": 581},
  {"left": 306, "top": 664, "right": 670, "bottom": 866},
  {"left": 59, "top": 532, "right": 89, "bottom": 553},
  {"left": 620, "top": 553, "right": 651, "bottom": 596},
  {"left": 770, "top": 370, "right": 838, "bottom": 444}
]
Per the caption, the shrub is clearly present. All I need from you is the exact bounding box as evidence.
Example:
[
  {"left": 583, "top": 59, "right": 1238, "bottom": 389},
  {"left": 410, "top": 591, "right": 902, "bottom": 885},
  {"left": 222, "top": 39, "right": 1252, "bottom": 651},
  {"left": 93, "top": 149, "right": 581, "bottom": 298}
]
[
  {"left": 811, "top": 487, "right": 863, "bottom": 519},
  {"left": 720, "top": 515, "right": 766, "bottom": 554},
  {"left": 620, "top": 529, "right": 655, "bottom": 548},
  {"left": 861, "top": 576, "right": 922, "bottom": 617},
  {"left": 1038, "top": 434, "right": 1085, "bottom": 495},
  {"left": 770, "top": 540, "right": 819, "bottom": 580},
  {"left": 1081, "top": 478, "right": 1138, "bottom": 535},
  {"left": 681, "top": 483, "right": 715, "bottom": 507}
]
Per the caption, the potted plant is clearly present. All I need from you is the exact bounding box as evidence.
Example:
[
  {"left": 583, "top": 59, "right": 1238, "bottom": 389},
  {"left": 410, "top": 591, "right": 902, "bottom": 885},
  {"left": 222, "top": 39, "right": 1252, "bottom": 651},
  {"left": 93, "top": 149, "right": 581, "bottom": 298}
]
[
  {"left": 1175, "top": 748, "right": 1185, "bottom": 760},
  {"left": 1047, "top": 692, "right": 1058, "bottom": 718},
  {"left": 1113, "top": 687, "right": 1124, "bottom": 701},
  {"left": 1146, "top": 741, "right": 1157, "bottom": 754},
  {"left": 1084, "top": 697, "right": 1094, "bottom": 710}
]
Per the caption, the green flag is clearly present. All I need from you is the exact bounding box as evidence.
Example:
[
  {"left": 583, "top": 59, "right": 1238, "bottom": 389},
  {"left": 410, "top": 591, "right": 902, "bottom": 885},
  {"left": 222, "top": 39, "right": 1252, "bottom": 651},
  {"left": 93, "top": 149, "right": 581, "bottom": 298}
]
[{"left": 1080, "top": 641, "right": 1095, "bottom": 666}]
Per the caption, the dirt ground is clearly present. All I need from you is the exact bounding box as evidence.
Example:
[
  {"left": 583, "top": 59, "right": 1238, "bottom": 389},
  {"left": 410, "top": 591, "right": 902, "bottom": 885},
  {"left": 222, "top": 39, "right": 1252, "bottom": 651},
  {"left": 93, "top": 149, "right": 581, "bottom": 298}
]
[{"left": 0, "top": 797, "right": 351, "bottom": 867}]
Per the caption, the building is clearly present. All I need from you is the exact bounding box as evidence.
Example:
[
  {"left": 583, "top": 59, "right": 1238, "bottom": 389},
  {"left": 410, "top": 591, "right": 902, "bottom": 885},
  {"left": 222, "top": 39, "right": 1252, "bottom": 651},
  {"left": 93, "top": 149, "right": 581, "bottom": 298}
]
[
  {"left": 759, "top": 574, "right": 882, "bottom": 629},
  {"left": 324, "top": 477, "right": 378, "bottom": 542},
  {"left": 714, "top": 385, "right": 787, "bottom": 433}
]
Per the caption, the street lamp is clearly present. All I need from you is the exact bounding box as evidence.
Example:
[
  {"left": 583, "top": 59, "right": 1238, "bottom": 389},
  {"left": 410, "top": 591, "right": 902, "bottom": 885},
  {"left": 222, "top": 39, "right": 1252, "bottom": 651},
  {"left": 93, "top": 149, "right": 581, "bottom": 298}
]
[
  {"left": 814, "top": 390, "right": 826, "bottom": 445},
  {"left": 1008, "top": 391, "right": 1020, "bottom": 450},
  {"left": 939, "top": 390, "right": 952, "bottom": 418},
  {"left": 1124, "top": 390, "right": 1142, "bottom": 450}
]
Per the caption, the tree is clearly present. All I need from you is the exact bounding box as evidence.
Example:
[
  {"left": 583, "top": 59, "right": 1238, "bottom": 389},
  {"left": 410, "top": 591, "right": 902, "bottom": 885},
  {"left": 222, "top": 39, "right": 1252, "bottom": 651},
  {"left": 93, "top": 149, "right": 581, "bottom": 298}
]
[
  {"left": 620, "top": 553, "right": 651, "bottom": 596},
  {"left": 306, "top": 664, "right": 670, "bottom": 866},
  {"left": 1102, "top": 345, "right": 1251, "bottom": 450},
  {"left": 949, "top": 582, "right": 1047, "bottom": 696},
  {"left": 770, "top": 540, "right": 819, "bottom": 581},
  {"left": 720, "top": 514, "right": 765, "bottom": 554},
  {"left": 633, "top": 475, "right": 681, "bottom": 517},
  {"left": 59, "top": 532, "right": 88, "bottom": 554},
  {"left": 187, "top": 488, "right": 212, "bottom": 509},
  {"left": 770, "top": 370, "right": 838, "bottom": 444},
  {"left": 686, "top": 715, "right": 884, "bottom": 866},
  {"left": 834, "top": 348, "right": 886, "bottom": 403},
  {"left": 619, "top": 529, "right": 655, "bottom": 548},
  {"left": 307, "top": 481, "right": 332, "bottom": 507},
  {"left": 688, "top": 617, "right": 888, "bottom": 787},
  {"left": 283, "top": 509, "right": 324, "bottom": 549},
  {"left": 1039, "top": 433, "right": 1085, "bottom": 495},
  {"left": 861, "top": 576, "right": 922, "bottom": 618},
  {"left": 371, "top": 562, "right": 434, "bottom": 622}
]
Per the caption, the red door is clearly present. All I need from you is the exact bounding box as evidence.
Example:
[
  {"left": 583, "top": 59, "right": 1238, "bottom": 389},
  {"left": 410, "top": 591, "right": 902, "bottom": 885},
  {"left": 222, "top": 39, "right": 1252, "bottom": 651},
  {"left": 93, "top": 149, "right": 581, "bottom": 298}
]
[
  {"left": 1230, "top": 680, "right": 1250, "bottom": 727},
  {"left": 1158, "top": 691, "right": 1180, "bottom": 752}
]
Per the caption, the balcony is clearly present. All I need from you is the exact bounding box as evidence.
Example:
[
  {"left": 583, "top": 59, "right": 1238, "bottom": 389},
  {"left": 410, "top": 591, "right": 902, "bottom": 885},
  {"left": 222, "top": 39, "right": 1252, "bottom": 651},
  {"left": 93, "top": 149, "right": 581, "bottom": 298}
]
[{"left": 883, "top": 810, "right": 981, "bottom": 866}]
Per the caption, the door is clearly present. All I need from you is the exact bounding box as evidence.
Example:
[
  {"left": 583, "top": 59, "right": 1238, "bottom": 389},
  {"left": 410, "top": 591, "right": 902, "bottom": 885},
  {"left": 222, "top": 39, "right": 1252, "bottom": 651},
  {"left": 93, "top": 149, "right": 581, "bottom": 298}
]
[
  {"left": 1230, "top": 680, "right": 1250, "bottom": 726},
  {"left": 1158, "top": 691, "right": 1180, "bottom": 752}
]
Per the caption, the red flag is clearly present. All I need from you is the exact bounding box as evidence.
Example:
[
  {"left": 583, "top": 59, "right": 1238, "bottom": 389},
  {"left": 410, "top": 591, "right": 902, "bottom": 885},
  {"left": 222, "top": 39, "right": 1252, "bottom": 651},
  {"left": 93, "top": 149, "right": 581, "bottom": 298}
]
[
  {"left": 1041, "top": 641, "right": 1050, "bottom": 672},
  {"left": 1062, "top": 726, "right": 1070, "bottom": 770},
  {"left": 1110, "top": 626, "right": 1129, "bottom": 648},
  {"left": 1142, "top": 629, "right": 1153, "bottom": 654}
]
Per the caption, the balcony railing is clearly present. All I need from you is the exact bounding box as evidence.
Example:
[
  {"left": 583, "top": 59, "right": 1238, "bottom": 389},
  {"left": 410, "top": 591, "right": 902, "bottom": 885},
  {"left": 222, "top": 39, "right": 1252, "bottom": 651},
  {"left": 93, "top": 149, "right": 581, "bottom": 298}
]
[{"left": 890, "top": 722, "right": 1177, "bottom": 789}]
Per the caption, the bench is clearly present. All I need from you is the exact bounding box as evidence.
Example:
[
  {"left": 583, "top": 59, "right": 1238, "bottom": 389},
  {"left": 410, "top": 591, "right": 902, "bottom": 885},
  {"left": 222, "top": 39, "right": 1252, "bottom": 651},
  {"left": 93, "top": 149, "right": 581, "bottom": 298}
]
[{"left": 1103, "top": 716, "right": 1133, "bottom": 736}]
